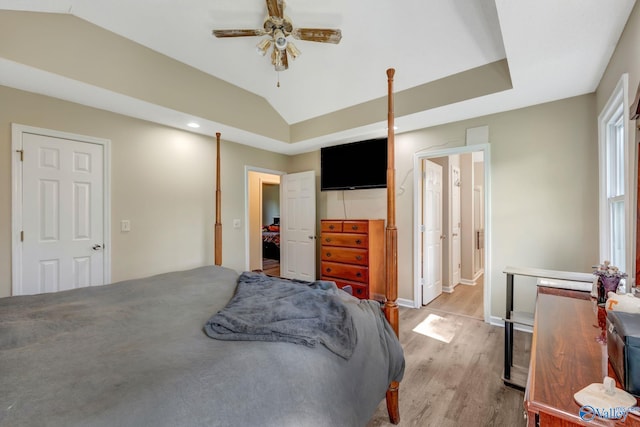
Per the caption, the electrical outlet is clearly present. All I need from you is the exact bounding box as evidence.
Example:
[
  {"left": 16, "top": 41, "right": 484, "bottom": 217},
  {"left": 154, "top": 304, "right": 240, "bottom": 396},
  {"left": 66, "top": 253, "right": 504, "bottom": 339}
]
[{"left": 121, "top": 220, "right": 131, "bottom": 232}]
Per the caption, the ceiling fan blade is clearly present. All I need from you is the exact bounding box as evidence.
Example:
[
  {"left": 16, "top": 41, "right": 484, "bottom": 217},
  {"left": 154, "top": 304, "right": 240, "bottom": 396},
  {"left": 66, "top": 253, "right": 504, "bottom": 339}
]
[
  {"left": 291, "top": 28, "right": 342, "bottom": 44},
  {"left": 212, "top": 29, "right": 266, "bottom": 38},
  {"left": 265, "top": 0, "right": 283, "bottom": 18}
]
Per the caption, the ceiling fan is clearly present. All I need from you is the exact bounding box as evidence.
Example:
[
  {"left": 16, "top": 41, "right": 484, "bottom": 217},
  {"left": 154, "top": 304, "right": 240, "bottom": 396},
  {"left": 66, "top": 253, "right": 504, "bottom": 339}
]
[{"left": 212, "top": 0, "right": 342, "bottom": 72}]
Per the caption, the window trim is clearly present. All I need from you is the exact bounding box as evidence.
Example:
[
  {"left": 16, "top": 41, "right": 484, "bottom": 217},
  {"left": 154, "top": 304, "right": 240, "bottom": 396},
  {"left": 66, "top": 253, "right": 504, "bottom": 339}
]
[{"left": 598, "top": 73, "right": 631, "bottom": 274}]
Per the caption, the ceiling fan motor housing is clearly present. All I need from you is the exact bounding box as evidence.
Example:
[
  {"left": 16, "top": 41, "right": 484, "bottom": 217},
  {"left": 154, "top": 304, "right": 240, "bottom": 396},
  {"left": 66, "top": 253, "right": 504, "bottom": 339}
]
[{"left": 265, "top": 16, "right": 292, "bottom": 50}]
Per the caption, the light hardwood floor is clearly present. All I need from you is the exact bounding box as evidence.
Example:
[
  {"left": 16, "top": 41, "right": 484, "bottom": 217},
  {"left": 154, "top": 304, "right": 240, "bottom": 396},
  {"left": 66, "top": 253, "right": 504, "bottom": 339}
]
[
  {"left": 367, "top": 277, "right": 531, "bottom": 427},
  {"left": 425, "top": 278, "right": 485, "bottom": 320}
]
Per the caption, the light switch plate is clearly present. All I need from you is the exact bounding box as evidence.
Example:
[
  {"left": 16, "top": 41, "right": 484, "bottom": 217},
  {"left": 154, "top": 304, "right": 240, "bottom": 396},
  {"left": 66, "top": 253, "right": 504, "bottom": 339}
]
[{"left": 121, "top": 220, "right": 131, "bottom": 232}]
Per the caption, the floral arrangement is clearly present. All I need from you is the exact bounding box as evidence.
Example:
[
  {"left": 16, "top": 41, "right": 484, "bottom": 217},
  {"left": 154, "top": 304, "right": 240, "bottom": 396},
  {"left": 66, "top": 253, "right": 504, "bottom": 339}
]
[{"left": 593, "top": 260, "right": 628, "bottom": 279}]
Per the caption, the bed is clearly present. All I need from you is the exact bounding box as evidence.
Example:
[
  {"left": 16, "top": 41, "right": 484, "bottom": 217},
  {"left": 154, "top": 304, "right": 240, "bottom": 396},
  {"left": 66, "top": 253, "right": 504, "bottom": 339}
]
[
  {"left": 0, "top": 266, "right": 403, "bottom": 427},
  {"left": 0, "top": 69, "right": 403, "bottom": 426},
  {"left": 262, "top": 225, "right": 280, "bottom": 260}
]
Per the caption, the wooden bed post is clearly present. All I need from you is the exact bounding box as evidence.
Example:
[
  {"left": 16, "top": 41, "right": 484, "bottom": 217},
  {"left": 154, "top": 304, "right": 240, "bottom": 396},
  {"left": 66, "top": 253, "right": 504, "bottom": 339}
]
[
  {"left": 214, "top": 132, "right": 222, "bottom": 266},
  {"left": 385, "top": 68, "right": 401, "bottom": 425}
]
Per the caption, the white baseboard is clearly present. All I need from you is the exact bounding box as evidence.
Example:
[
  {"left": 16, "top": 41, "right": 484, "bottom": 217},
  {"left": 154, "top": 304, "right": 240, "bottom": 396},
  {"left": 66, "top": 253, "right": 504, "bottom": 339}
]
[
  {"left": 459, "top": 278, "right": 476, "bottom": 286},
  {"left": 398, "top": 297, "right": 417, "bottom": 308},
  {"left": 442, "top": 284, "right": 455, "bottom": 293}
]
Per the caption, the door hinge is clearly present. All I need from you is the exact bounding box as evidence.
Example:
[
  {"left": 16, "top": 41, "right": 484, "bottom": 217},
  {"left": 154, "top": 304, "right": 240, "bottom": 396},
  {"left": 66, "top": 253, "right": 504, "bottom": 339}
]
[
  {"left": 20, "top": 231, "right": 24, "bottom": 242},
  {"left": 420, "top": 278, "right": 425, "bottom": 286},
  {"left": 419, "top": 224, "right": 425, "bottom": 233},
  {"left": 16, "top": 149, "right": 23, "bottom": 161}
]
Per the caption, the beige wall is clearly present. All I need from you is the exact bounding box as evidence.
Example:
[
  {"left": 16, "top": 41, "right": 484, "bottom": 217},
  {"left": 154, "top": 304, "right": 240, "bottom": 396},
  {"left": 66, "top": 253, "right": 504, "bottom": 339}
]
[
  {"left": 596, "top": 0, "right": 640, "bottom": 281},
  {"left": 292, "top": 93, "right": 599, "bottom": 318},
  {"left": 0, "top": 85, "right": 289, "bottom": 297},
  {"left": 0, "top": 86, "right": 600, "bottom": 319},
  {"left": 597, "top": 2, "right": 640, "bottom": 116}
]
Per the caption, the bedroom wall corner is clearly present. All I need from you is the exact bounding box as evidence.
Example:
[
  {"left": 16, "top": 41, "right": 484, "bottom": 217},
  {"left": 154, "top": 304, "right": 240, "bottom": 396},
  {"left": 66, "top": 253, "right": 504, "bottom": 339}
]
[{"left": 0, "top": 85, "right": 291, "bottom": 297}]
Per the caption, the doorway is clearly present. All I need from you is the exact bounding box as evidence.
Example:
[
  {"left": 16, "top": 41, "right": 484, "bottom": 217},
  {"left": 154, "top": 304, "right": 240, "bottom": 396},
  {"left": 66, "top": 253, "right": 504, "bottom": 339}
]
[
  {"left": 414, "top": 144, "right": 490, "bottom": 323},
  {"left": 247, "top": 170, "right": 281, "bottom": 274},
  {"left": 246, "top": 168, "right": 317, "bottom": 281},
  {"left": 261, "top": 182, "right": 280, "bottom": 276}
]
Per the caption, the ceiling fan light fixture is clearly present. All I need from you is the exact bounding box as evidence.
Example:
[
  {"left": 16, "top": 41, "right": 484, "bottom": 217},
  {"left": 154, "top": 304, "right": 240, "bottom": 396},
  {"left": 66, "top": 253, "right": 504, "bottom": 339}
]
[
  {"left": 272, "top": 47, "right": 286, "bottom": 71},
  {"left": 256, "top": 38, "right": 272, "bottom": 56},
  {"left": 273, "top": 28, "right": 287, "bottom": 50},
  {"left": 286, "top": 41, "right": 301, "bottom": 60}
]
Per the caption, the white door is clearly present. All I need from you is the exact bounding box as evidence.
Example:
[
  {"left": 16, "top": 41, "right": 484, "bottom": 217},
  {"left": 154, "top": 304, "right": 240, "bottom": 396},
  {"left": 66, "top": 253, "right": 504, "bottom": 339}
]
[
  {"left": 422, "top": 160, "right": 443, "bottom": 305},
  {"left": 19, "top": 132, "right": 105, "bottom": 295},
  {"left": 451, "top": 166, "right": 462, "bottom": 287},
  {"left": 280, "top": 171, "right": 316, "bottom": 281}
]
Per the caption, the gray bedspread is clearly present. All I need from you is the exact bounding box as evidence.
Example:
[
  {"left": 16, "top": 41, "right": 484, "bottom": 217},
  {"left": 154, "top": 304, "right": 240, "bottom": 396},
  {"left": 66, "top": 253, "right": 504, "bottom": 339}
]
[
  {"left": 0, "top": 266, "right": 405, "bottom": 427},
  {"left": 205, "top": 272, "right": 356, "bottom": 359}
]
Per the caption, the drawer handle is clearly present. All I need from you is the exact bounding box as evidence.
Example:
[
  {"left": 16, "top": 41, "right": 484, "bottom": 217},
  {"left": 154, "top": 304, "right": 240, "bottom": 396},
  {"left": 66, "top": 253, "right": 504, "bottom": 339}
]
[
  {"left": 326, "top": 252, "right": 332, "bottom": 257},
  {"left": 355, "top": 255, "right": 362, "bottom": 261},
  {"left": 356, "top": 288, "right": 363, "bottom": 295},
  {"left": 351, "top": 225, "right": 359, "bottom": 230},
  {"left": 355, "top": 239, "right": 362, "bottom": 245},
  {"left": 325, "top": 238, "right": 331, "bottom": 243},
  {"left": 326, "top": 268, "right": 332, "bottom": 273},
  {"left": 329, "top": 225, "right": 335, "bottom": 230},
  {"left": 356, "top": 272, "right": 362, "bottom": 278}
]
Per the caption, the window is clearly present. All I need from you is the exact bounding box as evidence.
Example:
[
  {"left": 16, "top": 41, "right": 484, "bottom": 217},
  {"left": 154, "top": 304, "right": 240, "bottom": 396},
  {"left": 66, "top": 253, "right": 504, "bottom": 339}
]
[{"left": 599, "top": 74, "right": 629, "bottom": 274}]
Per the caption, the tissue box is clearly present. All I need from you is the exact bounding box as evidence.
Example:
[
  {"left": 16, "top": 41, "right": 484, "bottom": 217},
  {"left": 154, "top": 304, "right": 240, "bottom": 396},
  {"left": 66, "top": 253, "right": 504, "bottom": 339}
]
[{"left": 607, "top": 310, "right": 640, "bottom": 396}]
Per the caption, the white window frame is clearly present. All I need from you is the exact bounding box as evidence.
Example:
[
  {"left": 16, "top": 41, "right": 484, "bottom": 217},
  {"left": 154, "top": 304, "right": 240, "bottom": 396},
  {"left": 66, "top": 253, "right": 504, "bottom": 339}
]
[{"left": 598, "top": 73, "right": 631, "bottom": 277}]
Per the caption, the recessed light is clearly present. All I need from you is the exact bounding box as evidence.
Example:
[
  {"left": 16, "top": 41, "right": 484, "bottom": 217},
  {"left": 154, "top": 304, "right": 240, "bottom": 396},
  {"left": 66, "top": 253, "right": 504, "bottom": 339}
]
[{"left": 187, "top": 122, "right": 200, "bottom": 128}]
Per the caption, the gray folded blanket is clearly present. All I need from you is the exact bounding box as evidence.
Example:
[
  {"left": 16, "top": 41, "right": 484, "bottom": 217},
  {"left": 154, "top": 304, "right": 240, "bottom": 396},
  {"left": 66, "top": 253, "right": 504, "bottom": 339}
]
[{"left": 204, "top": 272, "right": 357, "bottom": 359}]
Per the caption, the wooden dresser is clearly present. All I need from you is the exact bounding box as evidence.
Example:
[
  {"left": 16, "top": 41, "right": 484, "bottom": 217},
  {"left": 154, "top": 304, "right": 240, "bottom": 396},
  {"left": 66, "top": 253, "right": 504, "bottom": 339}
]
[
  {"left": 525, "top": 289, "right": 640, "bottom": 426},
  {"left": 320, "top": 219, "right": 385, "bottom": 300}
]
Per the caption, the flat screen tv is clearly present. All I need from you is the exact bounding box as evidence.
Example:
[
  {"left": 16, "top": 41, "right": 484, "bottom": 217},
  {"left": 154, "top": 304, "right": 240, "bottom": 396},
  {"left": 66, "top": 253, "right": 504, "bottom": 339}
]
[{"left": 320, "top": 138, "right": 387, "bottom": 191}]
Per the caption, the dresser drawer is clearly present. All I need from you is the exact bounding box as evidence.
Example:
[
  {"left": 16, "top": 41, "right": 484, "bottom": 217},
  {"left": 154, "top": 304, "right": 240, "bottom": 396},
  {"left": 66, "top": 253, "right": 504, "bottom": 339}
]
[
  {"left": 321, "top": 221, "right": 343, "bottom": 232},
  {"left": 321, "top": 233, "right": 369, "bottom": 248},
  {"left": 343, "top": 220, "right": 369, "bottom": 234},
  {"left": 321, "top": 261, "right": 368, "bottom": 283},
  {"left": 321, "top": 247, "right": 368, "bottom": 266},
  {"left": 319, "top": 219, "right": 384, "bottom": 301},
  {"left": 326, "top": 277, "right": 370, "bottom": 299}
]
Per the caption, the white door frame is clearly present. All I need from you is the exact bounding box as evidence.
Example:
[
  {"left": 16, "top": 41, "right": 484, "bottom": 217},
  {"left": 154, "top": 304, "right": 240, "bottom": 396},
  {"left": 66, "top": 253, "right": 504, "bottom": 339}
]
[
  {"left": 244, "top": 166, "right": 284, "bottom": 271},
  {"left": 11, "top": 123, "right": 112, "bottom": 295},
  {"left": 413, "top": 143, "right": 491, "bottom": 324}
]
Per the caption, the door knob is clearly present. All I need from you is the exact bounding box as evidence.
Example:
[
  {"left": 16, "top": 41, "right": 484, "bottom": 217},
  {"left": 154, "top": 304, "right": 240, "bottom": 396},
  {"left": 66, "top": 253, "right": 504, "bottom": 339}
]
[{"left": 92, "top": 244, "right": 102, "bottom": 250}]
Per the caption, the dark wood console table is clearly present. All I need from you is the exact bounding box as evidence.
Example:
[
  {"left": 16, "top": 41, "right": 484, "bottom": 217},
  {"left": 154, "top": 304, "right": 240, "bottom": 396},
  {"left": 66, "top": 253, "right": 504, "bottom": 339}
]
[
  {"left": 525, "top": 290, "right": 640, "bottom": 426},
  {"left": 503, "top": 266, "right": 594, "bottom": 390}
]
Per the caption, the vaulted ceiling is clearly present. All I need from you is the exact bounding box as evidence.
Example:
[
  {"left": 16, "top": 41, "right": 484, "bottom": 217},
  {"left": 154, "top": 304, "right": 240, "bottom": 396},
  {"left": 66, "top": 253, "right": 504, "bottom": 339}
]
[{"left": 0, "top": 0, "right": 636, "bottom": 154}]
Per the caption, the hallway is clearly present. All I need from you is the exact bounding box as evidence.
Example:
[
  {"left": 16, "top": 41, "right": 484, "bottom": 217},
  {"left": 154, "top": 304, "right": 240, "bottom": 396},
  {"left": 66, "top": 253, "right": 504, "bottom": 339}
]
[{"left": 425, "top": 275, "right": 484, "bottom": 320}]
